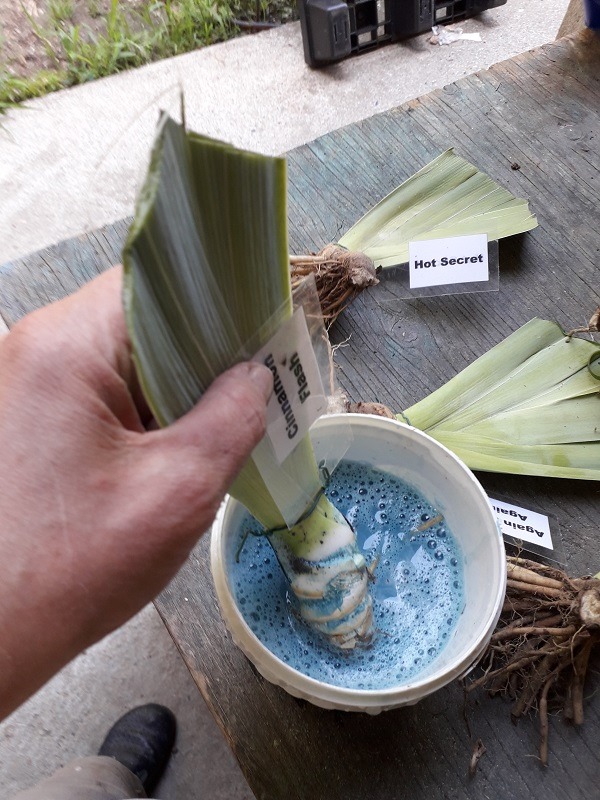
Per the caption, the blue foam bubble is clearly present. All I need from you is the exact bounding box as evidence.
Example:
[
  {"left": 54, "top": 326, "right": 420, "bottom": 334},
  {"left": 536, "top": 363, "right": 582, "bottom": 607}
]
[{"left": 228, "top": 460, "right": 465, "bottom": 690}]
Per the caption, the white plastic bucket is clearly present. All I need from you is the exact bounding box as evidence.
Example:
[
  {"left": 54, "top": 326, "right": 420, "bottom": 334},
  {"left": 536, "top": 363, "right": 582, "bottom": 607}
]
[{"left": 210, "top": 413, "right": 506, "bottom": 713}]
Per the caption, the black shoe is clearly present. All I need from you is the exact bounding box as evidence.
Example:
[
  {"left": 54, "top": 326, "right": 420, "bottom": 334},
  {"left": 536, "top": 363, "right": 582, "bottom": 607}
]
[{"left": 98, "top": 703, "right": 177, "bottom": 794}]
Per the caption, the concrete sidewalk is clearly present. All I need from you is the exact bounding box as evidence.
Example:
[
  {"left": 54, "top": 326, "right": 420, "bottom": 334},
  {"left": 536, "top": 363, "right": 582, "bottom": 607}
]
[
  {"left": 0, "top": 2, "right": 570, "bottom": 797},
  {"left": 0, "top": 2, "right": 570, "bottom": 268}
]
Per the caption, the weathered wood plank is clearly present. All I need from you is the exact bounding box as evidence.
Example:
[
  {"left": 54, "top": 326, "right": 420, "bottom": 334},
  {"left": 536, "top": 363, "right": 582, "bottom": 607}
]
[
  {"left": 1, "top": 30, "right": 599, "bottom": 800},
  {"left": 0, "top": 221, "right": 130, "bottom": 324},
  {"left": 162, "top": 31, "right": 600, "bottom": 799},
  {"left": 164, "top": 31, "right": 600, "bottom": 799},
  {"left": 157, "top": 534, "right": 600, "bottom": 800}
]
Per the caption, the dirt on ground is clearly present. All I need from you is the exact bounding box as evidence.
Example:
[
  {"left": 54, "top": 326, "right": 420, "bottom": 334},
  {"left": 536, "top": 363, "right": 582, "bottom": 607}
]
[
  {"left": 0, "top": 0, "right": 292, "bottom": 83},
  {"left": 0, "top": 0, "right": 134, "bottom": 78},
  {"left": 1, "top": 0, "right": 50, "bottom": 76}
]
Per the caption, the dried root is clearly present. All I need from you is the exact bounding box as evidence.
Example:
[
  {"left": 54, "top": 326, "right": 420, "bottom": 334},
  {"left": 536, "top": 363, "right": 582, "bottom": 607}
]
[
  {"left": 290, "top": 245, "right": 379, "bottom": 325},
  {"left": 469, "top": 739, "right": 487, "bottom": 778},
  {"left": 565, "top": 306, "right": 600, "bottom": 339},
  {"left": 467, "top": 556, "right": 600, "bottom": 766},
  {"left": 345, "top": 400, "right": 395, "bottom": 419}
]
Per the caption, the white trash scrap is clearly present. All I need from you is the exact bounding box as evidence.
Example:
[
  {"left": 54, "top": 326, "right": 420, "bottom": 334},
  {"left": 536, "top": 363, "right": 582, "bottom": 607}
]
[{"left": 430, "top": 25, "right": 483, "bottom": 45}]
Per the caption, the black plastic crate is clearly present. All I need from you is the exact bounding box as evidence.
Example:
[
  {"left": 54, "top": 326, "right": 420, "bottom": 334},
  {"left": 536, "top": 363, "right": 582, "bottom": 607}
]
[
  {"left": 391, "top": 0, "right": 507, "bottom": 39},
  {"left": 298, "top": 0, "right": 507, "bottom": 67},
  {"left": 348, "top": 0, "right": 393, "bottom": 54}
]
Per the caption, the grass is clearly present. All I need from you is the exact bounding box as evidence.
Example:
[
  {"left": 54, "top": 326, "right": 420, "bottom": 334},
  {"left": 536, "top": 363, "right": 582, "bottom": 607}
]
[
  {"left": 0, "top": 68, "right": 68, "bottom": 110},
  {"left": 49, "top": 0, "right": 75, "bottom": 24},
  {"left": 86, "top": 0, "right": 102, "bottom": 18},
  {"left": 0, "top": 0, "right": 296, "bottom": 111}
]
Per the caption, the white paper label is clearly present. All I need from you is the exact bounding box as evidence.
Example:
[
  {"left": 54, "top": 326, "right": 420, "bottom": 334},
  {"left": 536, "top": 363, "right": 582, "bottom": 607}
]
[
  {"left": 409, "top": 234, "right": 489, "bottom": 288},
  {"left": 253, "top": 308, "right": 327, "bottom": 464},
  {"left": 488, "top": 497, "right": 554, "bottom": 550}
]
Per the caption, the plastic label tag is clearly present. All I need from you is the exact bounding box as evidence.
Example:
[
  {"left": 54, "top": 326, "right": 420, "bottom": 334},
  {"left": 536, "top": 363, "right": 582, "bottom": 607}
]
[
  {"left": 488, "top": 497, "right": 554, "bottom": 551},
  {"left": 409, "top": 234, "right": 489, "bottom": 289},
  {"left": 254, "top": 307, "right": 327, "bottom": 464}
]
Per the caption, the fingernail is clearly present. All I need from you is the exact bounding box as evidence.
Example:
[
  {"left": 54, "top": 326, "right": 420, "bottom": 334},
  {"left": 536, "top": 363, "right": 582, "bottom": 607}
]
[{"left": 245, "top": 362, "right": 274, "bottom": 403}]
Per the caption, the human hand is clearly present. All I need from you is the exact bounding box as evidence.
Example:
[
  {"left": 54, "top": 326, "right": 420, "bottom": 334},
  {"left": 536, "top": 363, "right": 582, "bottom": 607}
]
[{"left": 0, "top": 266, "right": 272, "bottom": 720}]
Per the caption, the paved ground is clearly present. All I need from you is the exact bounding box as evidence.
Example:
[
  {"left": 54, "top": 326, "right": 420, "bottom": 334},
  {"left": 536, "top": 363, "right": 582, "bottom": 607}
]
[{"left": 0, "top": 2, "right": 570, "bottom": 797}]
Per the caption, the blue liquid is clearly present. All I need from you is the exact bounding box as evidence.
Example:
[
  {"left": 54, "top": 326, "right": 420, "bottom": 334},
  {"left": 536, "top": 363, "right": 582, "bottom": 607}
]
[{"left": 228, "top": 460, "right": 465, "bottom": 690}]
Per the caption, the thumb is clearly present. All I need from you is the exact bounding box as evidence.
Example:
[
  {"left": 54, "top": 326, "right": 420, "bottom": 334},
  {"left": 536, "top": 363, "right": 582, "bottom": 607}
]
[
  {"left": 167, "top": 360, "right": 273, "bottom": 478},
  {"left": 132, "top": 362, "right": 274, "bottom": 537}
]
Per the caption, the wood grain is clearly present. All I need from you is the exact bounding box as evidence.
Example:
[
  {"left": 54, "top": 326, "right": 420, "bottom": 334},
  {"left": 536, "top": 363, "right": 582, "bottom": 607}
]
[{"left": 1, "top": 30, "right": 599, "bottom": 800}]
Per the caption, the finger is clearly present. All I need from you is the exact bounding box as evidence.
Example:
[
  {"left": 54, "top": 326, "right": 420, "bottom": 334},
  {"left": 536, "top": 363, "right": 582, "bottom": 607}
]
[
  {"left": 130, "top": 362, "right": 273, "bottom": 534},
  {"left": 164, "top": 360, "right": 273, "bottom": 479}
]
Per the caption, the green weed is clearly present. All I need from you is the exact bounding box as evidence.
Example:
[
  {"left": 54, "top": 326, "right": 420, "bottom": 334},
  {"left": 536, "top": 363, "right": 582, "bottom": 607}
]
[
  {"left": 0, "top": 68, "right": 69, "bottom": 111},
  {"left": 57, "top": 0, "right": 155, "bottom": 81},
  {"left": 1, "top": 0, "right": 296, "bottom": 113},
  {"left": 86, "top": 0, "right": 101, "bottom": 18},
  {"left": 49, "top": 0, "right": 75, "bottom": 24}
]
